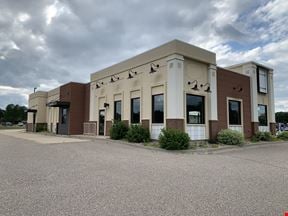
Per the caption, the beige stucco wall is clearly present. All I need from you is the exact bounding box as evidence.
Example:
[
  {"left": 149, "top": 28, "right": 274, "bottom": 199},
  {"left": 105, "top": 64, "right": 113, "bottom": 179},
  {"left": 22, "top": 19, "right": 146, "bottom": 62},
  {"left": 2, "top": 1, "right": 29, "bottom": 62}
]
[
  {"left": 89, "top": 40, "right": 215, "bottom": 138},
  {"left": 27, "top": 91, "right": 48, "bottom": 123},
  {"left": 90, "top": 56, "right": 167, "bottom": 124},
  {"left": 184, "top": 58, "right": 210, "bottom": 137},
  {"left": 91, "top": 39, "right": 215, "bottom": 82},
  {"left": 46, "top": 88, "right": 60, "bottom": 132}
]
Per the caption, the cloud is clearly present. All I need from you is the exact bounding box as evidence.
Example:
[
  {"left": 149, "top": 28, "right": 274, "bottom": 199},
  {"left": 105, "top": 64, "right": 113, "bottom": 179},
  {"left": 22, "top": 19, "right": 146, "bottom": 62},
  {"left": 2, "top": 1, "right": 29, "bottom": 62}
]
[{"left": 0, "top": 0, "right": 287, "bottom": 113}]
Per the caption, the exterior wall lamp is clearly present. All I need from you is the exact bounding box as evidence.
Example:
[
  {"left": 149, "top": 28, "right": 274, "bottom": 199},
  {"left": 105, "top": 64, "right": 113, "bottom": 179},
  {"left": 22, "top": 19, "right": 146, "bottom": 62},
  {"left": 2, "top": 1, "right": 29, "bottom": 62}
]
[
  {"left": 201, "top": 83, "right": 212, "bottom": 93},
  {"left": 233, "top": 86, "right": 243, "bottom": 92},
  {"left": 150, "top": 63, "right": 159, "bottom": 73},
  {"left": 96, "top": 82, "right": 104, "bottom": 89},
  {"left": 188, "top": 80, "right": 199, "bottom": 91},
  {"left": 128, "top": 69, "right": 137, "bottom": 79},
  {"left": 110, "top": 75, "right": 120, "bottom": 83},
  {"left": 104, "top": 103, "right": 109, "bottom": 108}
]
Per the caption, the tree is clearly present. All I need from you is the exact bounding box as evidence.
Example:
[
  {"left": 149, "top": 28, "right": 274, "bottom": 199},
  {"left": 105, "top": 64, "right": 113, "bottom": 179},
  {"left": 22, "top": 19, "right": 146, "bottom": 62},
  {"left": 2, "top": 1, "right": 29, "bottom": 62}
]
[
  {"left": 3, "top": 104, "right": 27, "bottom": 124},
  {"left": 275, "top": 112, "right": 288, "bottom": 124},
  {"left": 0, "top": 108, "right": 4, "bottom": 123}
]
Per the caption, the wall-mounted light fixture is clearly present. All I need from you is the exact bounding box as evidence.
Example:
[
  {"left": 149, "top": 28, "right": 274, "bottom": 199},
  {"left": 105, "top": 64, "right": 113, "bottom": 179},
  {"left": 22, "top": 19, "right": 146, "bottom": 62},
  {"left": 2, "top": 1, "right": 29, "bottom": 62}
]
[
  {"left": 188, "top": 80, "right": 199, "bottom": 91},
  {"left": 95, "top": 82, "right": 104, "bottom": 89},
  {"left": 150, "top": 63, "right": 159, "bottom": 73},
  {"left": 110, "top": 75, "right": 120, "bottom": 83},
  {"left": 104, "top": 103, "right": 109, "bottom": 108},
  {"left": 201, "top": 83, "right": 212, "bottom": 93},
  {"left": 233, "top": 86, "right": 243, "bottom": 92},
  {"left": 128, "top": 69, "right": 137, "bottom": 79}
]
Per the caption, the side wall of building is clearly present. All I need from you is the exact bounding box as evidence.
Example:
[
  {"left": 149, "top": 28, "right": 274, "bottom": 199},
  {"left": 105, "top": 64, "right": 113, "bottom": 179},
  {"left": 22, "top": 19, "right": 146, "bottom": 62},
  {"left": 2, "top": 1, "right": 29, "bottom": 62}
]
[
  {"left": 209, "top": 68, "right": 252, "bottom": 140},
  {"left": 47, "top": 88, "right": 60, "bottom": 133},
  {"left": 27, "top": 91, "right": 48, "bottom": 132},
  {"left": 59, "top": 83, "right": 87, "bottom": 135}
]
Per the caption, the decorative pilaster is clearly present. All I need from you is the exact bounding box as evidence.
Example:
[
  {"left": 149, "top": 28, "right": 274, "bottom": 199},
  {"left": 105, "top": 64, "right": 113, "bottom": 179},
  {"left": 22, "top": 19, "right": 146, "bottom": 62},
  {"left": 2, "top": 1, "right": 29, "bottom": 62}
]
[
  {"left": 166, "top": 54, "right": 184, "bottom": 119},
  {"left": 208, "top": 64, "right": 218, "bottom": 121},
  {"left": 245, "top": 64, "right": 258, "bottom": 123},
  {"left": 268, "top": 70, "right": 275, "bottom": 123}
]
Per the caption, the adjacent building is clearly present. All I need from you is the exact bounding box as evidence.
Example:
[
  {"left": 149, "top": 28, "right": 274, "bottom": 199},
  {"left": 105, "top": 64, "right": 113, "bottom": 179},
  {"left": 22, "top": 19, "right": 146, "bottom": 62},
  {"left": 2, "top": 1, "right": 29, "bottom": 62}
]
[
  {"left": 27, "top": 82, "right": 90, "bottom": 135},
  {"left": 27, "top": 40, "right": 275, "bottom": 140}
]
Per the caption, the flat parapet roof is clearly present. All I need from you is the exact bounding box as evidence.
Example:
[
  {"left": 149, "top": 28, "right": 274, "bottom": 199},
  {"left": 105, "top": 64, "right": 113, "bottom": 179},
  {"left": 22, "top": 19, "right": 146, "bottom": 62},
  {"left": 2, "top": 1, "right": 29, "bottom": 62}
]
[
  {"left": 29, "top": 91, "right": 48, "bottom": 100},
  {"left": 91, "top": 39, "right": 216, "bottom": 82},
  {"left": 226, "top": 61, "right": 273, "bottom": 71}
]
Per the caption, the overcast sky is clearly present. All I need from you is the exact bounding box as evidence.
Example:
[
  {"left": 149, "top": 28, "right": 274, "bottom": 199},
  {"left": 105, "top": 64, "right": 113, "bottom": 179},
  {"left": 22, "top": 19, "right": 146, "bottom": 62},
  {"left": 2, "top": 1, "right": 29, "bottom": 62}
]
[{"left": 0, "top": 0, "right": 287, "bottom": 111}]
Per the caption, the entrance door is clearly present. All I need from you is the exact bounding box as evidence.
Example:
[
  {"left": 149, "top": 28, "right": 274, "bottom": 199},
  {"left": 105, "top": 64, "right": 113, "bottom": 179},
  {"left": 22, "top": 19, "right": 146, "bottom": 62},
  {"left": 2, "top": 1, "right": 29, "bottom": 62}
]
[
  {"left": 58, "top": 107, "right": 69, "bottom": 135},
  {"left": 99, "top": 109, "right": 105, "bottom": 135}
]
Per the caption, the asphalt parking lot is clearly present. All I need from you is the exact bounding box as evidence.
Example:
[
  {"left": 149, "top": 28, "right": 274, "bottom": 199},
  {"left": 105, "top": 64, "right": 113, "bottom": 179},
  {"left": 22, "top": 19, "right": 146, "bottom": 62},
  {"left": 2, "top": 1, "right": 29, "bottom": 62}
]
[{"left": 0, "top": 130, "right": 288, "bottom": 216}]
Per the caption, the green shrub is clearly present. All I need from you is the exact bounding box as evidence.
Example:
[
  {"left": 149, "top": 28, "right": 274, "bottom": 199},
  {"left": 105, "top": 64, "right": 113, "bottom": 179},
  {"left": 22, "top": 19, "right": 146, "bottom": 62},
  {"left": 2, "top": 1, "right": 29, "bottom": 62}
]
[
  {"left": 110, "top": 121, "right": 128, "bottom": 140},
  {"left": 252, "top": 132, "right": 272, "bottom": 142},
  {"left": 277, "top": 131, "right": 288, "bottom": 140},
  {"left": 126, "top": 124, "right": 150, "bottom": 143},
  {"left": 217, "top": 129, "right": 244, "bottom": 145},
  {"left": 159, "top": 128, "right": 190, "bottom": 150}
]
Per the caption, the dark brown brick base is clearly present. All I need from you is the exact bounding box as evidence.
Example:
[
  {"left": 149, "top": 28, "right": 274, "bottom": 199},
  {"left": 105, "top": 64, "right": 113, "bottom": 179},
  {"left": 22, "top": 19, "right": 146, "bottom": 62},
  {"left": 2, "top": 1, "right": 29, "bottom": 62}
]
[
  {"left": 142, "top": 119, "right": 150, "bottom": 129},
  {"left": 122, "top": 120, "right": 129, "bottom": 128},
  {"left": 26, "top": 123, "right": 34, "bottom": 132},
  {"left": 83, "top": 121, "right": 97, "bottom": 135},
  {"left": 166, "top": 119, "right": 184, "bottom": 132},
  {"left": 251, "top": 122, "right": 259, "bottom": 136},
  {"left": 270, "top": 123, "right": 276, "bottom": 135},
  {"left": 105, "top": 121, "right": 112, "bottom": 136},
  {"left": 209, "top": 120, "right": 219, "bottom": 141}
]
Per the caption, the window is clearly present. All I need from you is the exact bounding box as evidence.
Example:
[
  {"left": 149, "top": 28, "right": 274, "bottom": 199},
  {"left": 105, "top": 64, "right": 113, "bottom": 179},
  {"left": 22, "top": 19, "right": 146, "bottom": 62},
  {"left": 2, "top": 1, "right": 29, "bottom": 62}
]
[
  {"left": 131, "top": 97, "right": 140, "bottom": 123},
  {"left": 258, "top": 104, "right": 268, "bottom": 126},
  {"left": 61, "top": 108, "right": 68, "bottom": 124},
  {"left": 152, "top": 94, "right": 164, "bottom": 123},
  {"left": 258, "top": 68, "right": 268, "bottom": 93},
  {"left": 114, "top": 100, "right": 121, "bottom": 121},
  {"left": 186, "top": 94, "right": 205, "bottom": 124},
  {"left": 229, "top": 100, "right": 241, "bottom": 125}
]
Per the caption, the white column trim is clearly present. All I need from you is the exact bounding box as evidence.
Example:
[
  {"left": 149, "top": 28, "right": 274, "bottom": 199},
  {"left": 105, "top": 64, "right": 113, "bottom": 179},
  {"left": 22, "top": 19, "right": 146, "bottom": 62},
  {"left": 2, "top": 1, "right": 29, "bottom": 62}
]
[
  {"left": 268, "top": 70, "right": 275, "bottom": 123},
  {"left": 166, "top": 54, "right": 184, "bottom": 119},
  {"left": 245, "top": 64, "right": 258, "bottom": 122},
  {"left": 208, "top": 64, "right": 217, "bottom": 121}
]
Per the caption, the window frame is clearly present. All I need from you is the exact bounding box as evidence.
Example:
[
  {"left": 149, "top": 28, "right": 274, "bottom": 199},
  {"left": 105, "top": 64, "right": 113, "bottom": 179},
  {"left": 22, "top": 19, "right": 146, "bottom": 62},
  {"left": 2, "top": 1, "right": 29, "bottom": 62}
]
[
  {"left": 257, "top": 67, "right": 268, "bottom": 94},
  {"left": 152, "top": 94, "right": 164, "bottom": 124},
  {"left": 130, "top": 97, "right": 140, "bottom": 124},
  {"left": 228, "top": 99, "right": 242, "bottom": 126},
  {"left": 61, "top": 108, "right": 68, "bottom": 124},
  {"left": 186, "top": 94, "right": 205, "bottom": 125},
  {"left": 114, "top": 100, "right": 122, "bottom": 121},
  {"left": 258, "top": 104, "right": 268, "bottom": 126}
]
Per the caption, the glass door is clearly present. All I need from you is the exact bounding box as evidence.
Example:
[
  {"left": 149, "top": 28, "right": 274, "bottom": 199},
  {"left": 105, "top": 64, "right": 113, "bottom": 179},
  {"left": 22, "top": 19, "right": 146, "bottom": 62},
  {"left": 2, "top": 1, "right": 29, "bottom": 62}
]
[{"left": 99, "top": 109, "right": 105, "bottom": 135}]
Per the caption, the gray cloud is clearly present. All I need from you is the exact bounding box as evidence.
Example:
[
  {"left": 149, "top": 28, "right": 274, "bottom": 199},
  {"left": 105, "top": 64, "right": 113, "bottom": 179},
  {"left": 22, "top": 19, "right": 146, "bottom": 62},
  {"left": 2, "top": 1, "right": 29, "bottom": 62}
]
[{"left": 0, "top": 0, "right": 287, "bottom": 111}]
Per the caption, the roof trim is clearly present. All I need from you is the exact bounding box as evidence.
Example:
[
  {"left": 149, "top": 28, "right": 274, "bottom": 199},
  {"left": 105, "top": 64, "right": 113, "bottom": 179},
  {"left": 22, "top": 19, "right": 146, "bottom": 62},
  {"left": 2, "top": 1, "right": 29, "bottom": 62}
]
[
  {"left": 225, "top": 61, "right": 273, "bottom": 71},
  {"left": 91, "top": 39, "right": 216, "bottom": 82}
]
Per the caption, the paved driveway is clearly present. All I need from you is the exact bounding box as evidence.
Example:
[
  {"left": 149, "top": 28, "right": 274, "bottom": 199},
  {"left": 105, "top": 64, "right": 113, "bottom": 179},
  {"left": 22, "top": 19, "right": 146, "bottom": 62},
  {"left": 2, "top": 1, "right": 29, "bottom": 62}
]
[{"left": 0, "top": 131, "right": 288, "bottom": 216}]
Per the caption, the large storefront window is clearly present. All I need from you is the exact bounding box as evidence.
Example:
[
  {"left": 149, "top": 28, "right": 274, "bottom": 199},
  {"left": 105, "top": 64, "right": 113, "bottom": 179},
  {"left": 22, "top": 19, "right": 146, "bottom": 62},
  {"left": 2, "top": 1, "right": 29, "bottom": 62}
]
[
  {"left": 229, "top": 100, "right": 241, "bottom": 125},
  {"left": 114, "top": 100, "right": 122, "bottom": 121},
  {"left": 152, "top": 94, "right": 164, "bottom": 123},
  {"left": 258, "top": 104, "right": 268, "bottom": 126},
  {"left": 131, "top": 98, "right": 140, "bottom": 123},
  {"left": 186, "top": 94, "right": 205, "bottom": 124}
]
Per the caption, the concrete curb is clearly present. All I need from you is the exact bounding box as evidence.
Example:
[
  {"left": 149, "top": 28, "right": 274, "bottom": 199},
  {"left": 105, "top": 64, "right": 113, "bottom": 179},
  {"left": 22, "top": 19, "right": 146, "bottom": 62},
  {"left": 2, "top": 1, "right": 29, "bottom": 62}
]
[{"left": 34, "top": 132, "right": 288, "bottom": 154}]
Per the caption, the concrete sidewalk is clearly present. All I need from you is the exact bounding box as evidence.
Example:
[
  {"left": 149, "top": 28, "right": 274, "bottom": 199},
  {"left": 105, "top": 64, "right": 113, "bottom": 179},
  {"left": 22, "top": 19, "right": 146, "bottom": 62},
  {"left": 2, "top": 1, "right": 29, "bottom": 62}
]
[{"left": 0, "top": 129, "right": 88, "bottom": 144}]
